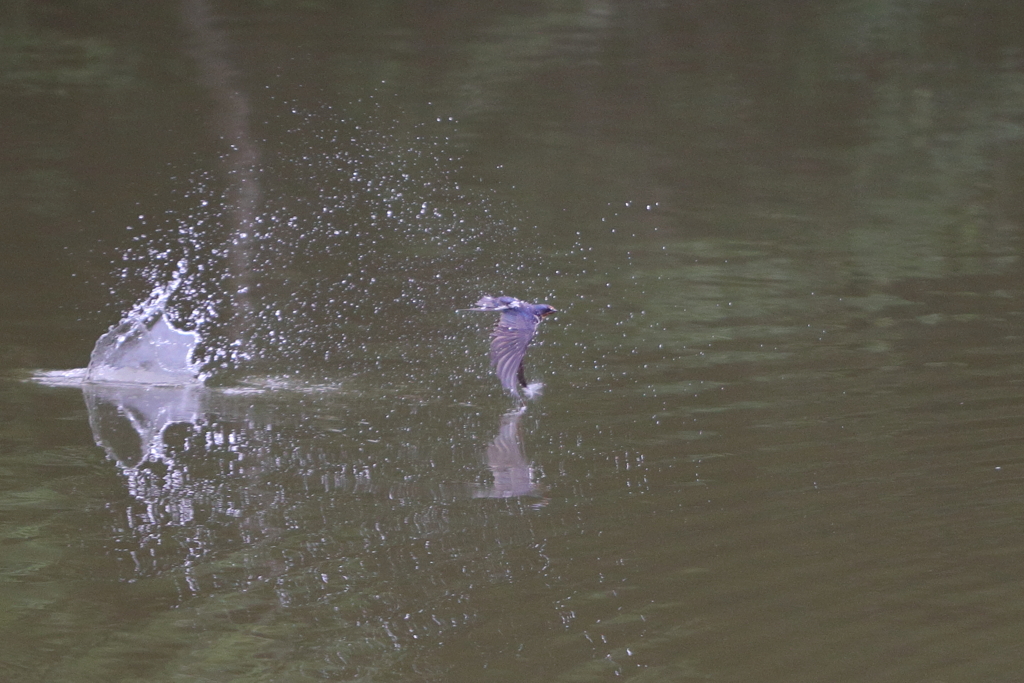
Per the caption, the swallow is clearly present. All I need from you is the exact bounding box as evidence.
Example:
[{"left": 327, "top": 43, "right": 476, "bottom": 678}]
[{"left": 464, "top": 296, "right": 556, "bottom": 395}]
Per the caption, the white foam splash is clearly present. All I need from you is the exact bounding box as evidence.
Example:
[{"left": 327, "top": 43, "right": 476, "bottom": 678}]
[{"left": 523, "top": 382, "right": 544, "bottom": 400}]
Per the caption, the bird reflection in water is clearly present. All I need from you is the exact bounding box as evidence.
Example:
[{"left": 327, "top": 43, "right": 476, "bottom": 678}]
[{"left": 472, "top": 407, "right": 545, "bottom": 504}]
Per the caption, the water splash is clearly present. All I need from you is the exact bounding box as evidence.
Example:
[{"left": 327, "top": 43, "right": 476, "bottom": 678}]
[
  {"left": 106, "top": 102, "right": 543, "bottom": 389},
  {"left": 87, "top": 264, "right": 201, "bottom": 385}
]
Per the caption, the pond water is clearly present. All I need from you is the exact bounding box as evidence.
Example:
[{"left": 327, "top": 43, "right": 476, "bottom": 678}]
[{"left": 3, "top": 3, "right": 1024, "bottom": 682}]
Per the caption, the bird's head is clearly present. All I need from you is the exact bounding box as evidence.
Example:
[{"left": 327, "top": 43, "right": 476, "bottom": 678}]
[{"left": 536, "top": 304, "right": 557, "bottom": 318}]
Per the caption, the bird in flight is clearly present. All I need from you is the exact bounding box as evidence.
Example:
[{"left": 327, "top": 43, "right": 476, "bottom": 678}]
[{"left": 464, "top": 296, "right": 557, "bottom": 396}]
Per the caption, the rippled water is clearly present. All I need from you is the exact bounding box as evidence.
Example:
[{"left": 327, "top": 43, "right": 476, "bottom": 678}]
[
  {"left": 7, "top": 227, "right": 1024, "bottom": 681},
  {"left": 4, "top": 4, "right": 1024, "bottom": 682}
]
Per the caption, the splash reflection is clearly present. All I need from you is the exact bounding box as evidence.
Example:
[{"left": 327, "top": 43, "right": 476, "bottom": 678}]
[{"left": 82, "top": 384, "right": 550, "bottom": 630}]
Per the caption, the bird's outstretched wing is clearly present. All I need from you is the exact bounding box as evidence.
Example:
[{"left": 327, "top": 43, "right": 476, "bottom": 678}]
[
  {"left": 468, "top": 296, "right": 518, "bottom": 312},
  {"left": 490, "top": 308, "right": 540, "bottom": 393}
]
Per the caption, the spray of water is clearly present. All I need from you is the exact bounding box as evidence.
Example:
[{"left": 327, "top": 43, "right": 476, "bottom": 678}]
[{"left": 107, "top": 101, "right": 543, "bottom": 390}]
